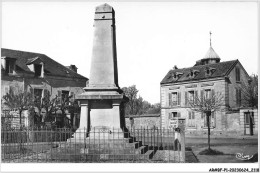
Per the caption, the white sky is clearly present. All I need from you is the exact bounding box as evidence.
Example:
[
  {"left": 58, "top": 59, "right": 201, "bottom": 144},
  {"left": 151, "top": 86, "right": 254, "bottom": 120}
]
[{"left": 2, "top": 2, "right": 258, "bottom": 104}]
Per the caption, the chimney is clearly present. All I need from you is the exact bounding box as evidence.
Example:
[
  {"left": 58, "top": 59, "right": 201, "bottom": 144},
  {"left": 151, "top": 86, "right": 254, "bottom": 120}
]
[
  {"left": 173, "top": 65, "right": 178, "bottom": 70},
  {"left": 67, "top": 65, "right": 78, "bottom": 73}
]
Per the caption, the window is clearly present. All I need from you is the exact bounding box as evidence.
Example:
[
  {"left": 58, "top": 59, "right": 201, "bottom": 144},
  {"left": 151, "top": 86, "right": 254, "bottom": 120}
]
[
  {"left": 34, "top": 64, "right": 42, "bottom": 77},
  {"left": 172, "top": 92, "right": 178, "bottom": 106},
  {"left": 244, "top": 112, "right": 254, "bottom": 125},
  {"left": 188, "top": 111, "right": 195, "bottom": 127},
  {"left": 5, "top": 59, "right": 15, "bottom": 74},
  {"left": 205, "top": 89, "right": 211, "bottom": 99},
  {"left": 188, "top": 91, "right": 195, "bottom": 103},
  {"left": 58, "top": 90, "right": 70, "bottom": 104},
  {"left": 34, "top": 89, "right": 43, "bottom": 104},
  {"left": 202, "top": 112, "right": 216, "bottom": 128},
  {"left": 235, "top": 67, "right": 240, "bottom": 82},
  {"left": 168, "top": 112, "right": 180, "bottom": 119},
  {"left": 169, "top": 92, "right": 181, "bottom": 106},
  {"left": 206, "top": 69, "right": 210, "bottom": 75},
  {"left": 185, "top": 90, "right": 198, "bottom": 106}
]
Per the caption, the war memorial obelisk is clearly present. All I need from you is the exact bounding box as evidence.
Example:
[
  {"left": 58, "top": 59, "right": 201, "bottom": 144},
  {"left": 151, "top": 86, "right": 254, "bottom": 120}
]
[{"left": 75, "top": 3, "right": 128, "bottom": 138}]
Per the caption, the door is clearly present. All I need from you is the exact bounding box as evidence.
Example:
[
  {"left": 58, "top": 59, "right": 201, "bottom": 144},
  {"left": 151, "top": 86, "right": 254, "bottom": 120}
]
[{"left": 244, "top": 112, "right": 254, "bottom": 135}]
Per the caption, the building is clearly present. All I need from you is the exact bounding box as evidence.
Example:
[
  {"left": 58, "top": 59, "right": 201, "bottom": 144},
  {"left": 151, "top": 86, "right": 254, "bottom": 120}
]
[
  {"left": 1, "top": 48, "right": 88, "bottom": 128},
  {"left": 160, "top": 42, "right": 258, "bottom": 135}
]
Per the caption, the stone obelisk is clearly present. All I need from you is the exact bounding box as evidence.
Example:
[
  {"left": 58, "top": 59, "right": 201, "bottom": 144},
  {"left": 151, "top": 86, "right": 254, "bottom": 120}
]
[{"left": 75, "top": 3, "right": 128, "bottom": 138}]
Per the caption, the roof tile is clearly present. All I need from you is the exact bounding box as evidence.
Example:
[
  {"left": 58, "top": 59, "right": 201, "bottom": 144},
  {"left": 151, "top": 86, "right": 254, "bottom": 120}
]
[
  {"left": 161, "top": 60, "right": 238, "bottom": 84},
  {"left": 1, "top": 48, "right": 88, "bottom": 80}
]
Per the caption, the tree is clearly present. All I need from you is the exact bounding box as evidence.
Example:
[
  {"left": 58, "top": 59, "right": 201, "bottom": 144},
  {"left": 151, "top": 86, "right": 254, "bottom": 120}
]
[
  {"left": 33, "top": 90, "right": 60, "bottom": 126},
  {"left": 122, "top": 85, "right": 139, "bottom": 115},
  {"left": 122, "top": 85, "right": 160, "bottom": 116},
  {"left": 147, "top": 103, "right": 161, "bottom": 114},
  {"left": 2, "top": 88, "right": 34, "bottom": 128},
  {"left": 35, "top": 91, "right": 80, "bottom": 128},
  {"left": 187, "top": 91, "right": 224, "bottom": 150},
  {"left": 241, "top": 74, "right": 258, "bottom": 108}
]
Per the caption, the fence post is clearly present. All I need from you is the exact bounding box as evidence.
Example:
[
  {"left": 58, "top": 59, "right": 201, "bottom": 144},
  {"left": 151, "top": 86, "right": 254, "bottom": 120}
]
[{"left": 178, "top": 118, "right": 186, "bottom": 162}]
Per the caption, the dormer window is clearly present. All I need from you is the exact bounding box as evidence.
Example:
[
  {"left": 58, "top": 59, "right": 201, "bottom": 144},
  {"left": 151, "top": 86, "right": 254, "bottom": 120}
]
[
  {"left": 34, "top": 64, "right": 42, "bottom": 77},
  {"left": 26, "top": 57, "right": 44, "bottom": 78},
  {"left": 205, "top": 67, "right": 216, "bottom": 76},
  {"left": 1, "top": 57, "right": 16, "bottom": 75},
  {"left": 188, "top": 70, "right": 199, "bottom": 78},
  {"left": 173, "top": 72, "right": 183, "bottom": 79},
  {"left": 206, "top": 69, "right": 210, "bottom": 75}
]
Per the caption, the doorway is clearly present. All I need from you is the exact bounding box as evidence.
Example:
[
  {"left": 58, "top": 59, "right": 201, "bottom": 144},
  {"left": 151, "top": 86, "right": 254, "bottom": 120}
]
[{"left": 244, "top": 112, "right": 254, "bottom": 135}]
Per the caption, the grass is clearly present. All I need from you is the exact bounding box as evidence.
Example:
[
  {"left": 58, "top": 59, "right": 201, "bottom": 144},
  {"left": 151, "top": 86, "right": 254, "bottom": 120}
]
[{"left": 199, "top": 148, "right": 224, "bottom": 155}]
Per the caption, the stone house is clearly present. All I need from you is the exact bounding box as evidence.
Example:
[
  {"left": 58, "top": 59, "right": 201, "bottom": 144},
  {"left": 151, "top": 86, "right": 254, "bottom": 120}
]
[
  {"left": 1, "top": 48, "right": 88, "bottom": 128},
  {"left": 160, "top": 45, "right": 258, "bottom": 135}
]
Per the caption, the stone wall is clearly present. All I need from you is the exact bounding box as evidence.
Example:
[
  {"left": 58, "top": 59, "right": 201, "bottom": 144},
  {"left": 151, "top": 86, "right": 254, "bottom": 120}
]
[{"left": 125, "top": 116, "right": 161, "bottom": 129}]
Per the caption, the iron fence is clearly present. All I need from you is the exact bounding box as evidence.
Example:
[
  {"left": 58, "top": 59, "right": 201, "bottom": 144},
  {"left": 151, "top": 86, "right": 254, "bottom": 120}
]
[{"left": 1, "top": 127, "right": 185, "bottom": 163}]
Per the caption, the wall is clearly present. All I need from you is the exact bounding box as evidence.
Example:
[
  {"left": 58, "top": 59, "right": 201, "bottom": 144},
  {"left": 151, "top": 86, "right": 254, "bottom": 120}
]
[
  {"left": 227, "top": 62, "right": 249, "bottom": 108},
  {"left": 125, "top": 116, "right": 160, "bottom": 129},
  {"left": 161, "top": 78, "right": 226, "bottom": 131}
]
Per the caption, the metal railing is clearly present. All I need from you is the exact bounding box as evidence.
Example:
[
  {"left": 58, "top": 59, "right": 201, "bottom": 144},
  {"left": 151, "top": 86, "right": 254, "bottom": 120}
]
[{"left": 1, "top": 127, "right": 185, "bottom": 163}]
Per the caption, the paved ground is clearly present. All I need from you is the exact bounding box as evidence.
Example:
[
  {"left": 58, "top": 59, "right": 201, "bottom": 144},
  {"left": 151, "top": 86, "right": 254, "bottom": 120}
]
[{"left": 185, "top": 135, "right": 258, "bottom": 163}]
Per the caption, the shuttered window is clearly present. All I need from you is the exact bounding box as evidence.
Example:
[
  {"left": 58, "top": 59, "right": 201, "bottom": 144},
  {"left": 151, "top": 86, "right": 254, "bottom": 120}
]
[
  {"left": 177, "top": 92, "right": 181, "bottom": 106},
  {"left": 203, "top": 112, "right": 216, "bottom": 128},
  {"left": 188, "top": 111, "right": 195, "bottom": 127},
  {"left": 235, "top": 67, "right": 240, "bottom": 82},
  {"left": 236, "top": 88, "right": 241, "bottom": 107}
]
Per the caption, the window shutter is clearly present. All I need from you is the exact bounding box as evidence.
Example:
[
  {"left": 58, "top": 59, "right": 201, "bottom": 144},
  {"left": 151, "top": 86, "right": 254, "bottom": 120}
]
[
  {"left": 178, "top": 92, "right": 181, "bottom": 106},
  {"left": 201, "top": 90, "right": 204, "bottom": 102},
  {"left": 201, "top": 112, "right": 204, "bottom": 119},
  {"left": 58, "top": 91, "right": 62, "bottom": 104},
  {"left": 236, "top": 68, "right": 240, "bottom": 81},
  {"left": 185, "top": 92, "right": 188, "bottom": 106},
  {"left": 192, "top": 112, "right": 195, "bottom": 119},
  {"left": 238, "top": 68, "right": 240, "bottom": 81},
  {"left": 177, "top": 112, "right": 180, "bottom": 117},
  {"left": 195, "top": 90, "right": 198, "bottom": 104},
  {"left": 168, "top": 93, "right": 172, "bottom": 106},
  {"left": 211, "top": 89, "right": 215, "bottom": 98},
  {"left": 168, "top": 112, "right": 172, "bottom": 119},
  {"left": 188, "top": 112, "right": 191, "bottom": 119}
]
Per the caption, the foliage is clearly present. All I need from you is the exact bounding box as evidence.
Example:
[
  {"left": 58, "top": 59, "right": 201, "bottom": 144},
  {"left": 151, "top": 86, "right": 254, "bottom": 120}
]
[
  {"left": 122, "top": 85, "right": 160, "bottom": 116},
  {"left": 241, "top": 74, "right": 258, "bottom": 108},
  {"left": 35, "top": 91, "right": 80, "bottom": 128},
  {"left": 2, "top": 88, "right": 34, "bottom": 127},
  {"left": 188, "top": 92, "right": 224, "bottom": 113},
  {"left": 2, "top": 87, "right": 79, "bottom": 129},
  {"left": 187, "top": 91, "right": 224, "bottom": 150}
]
